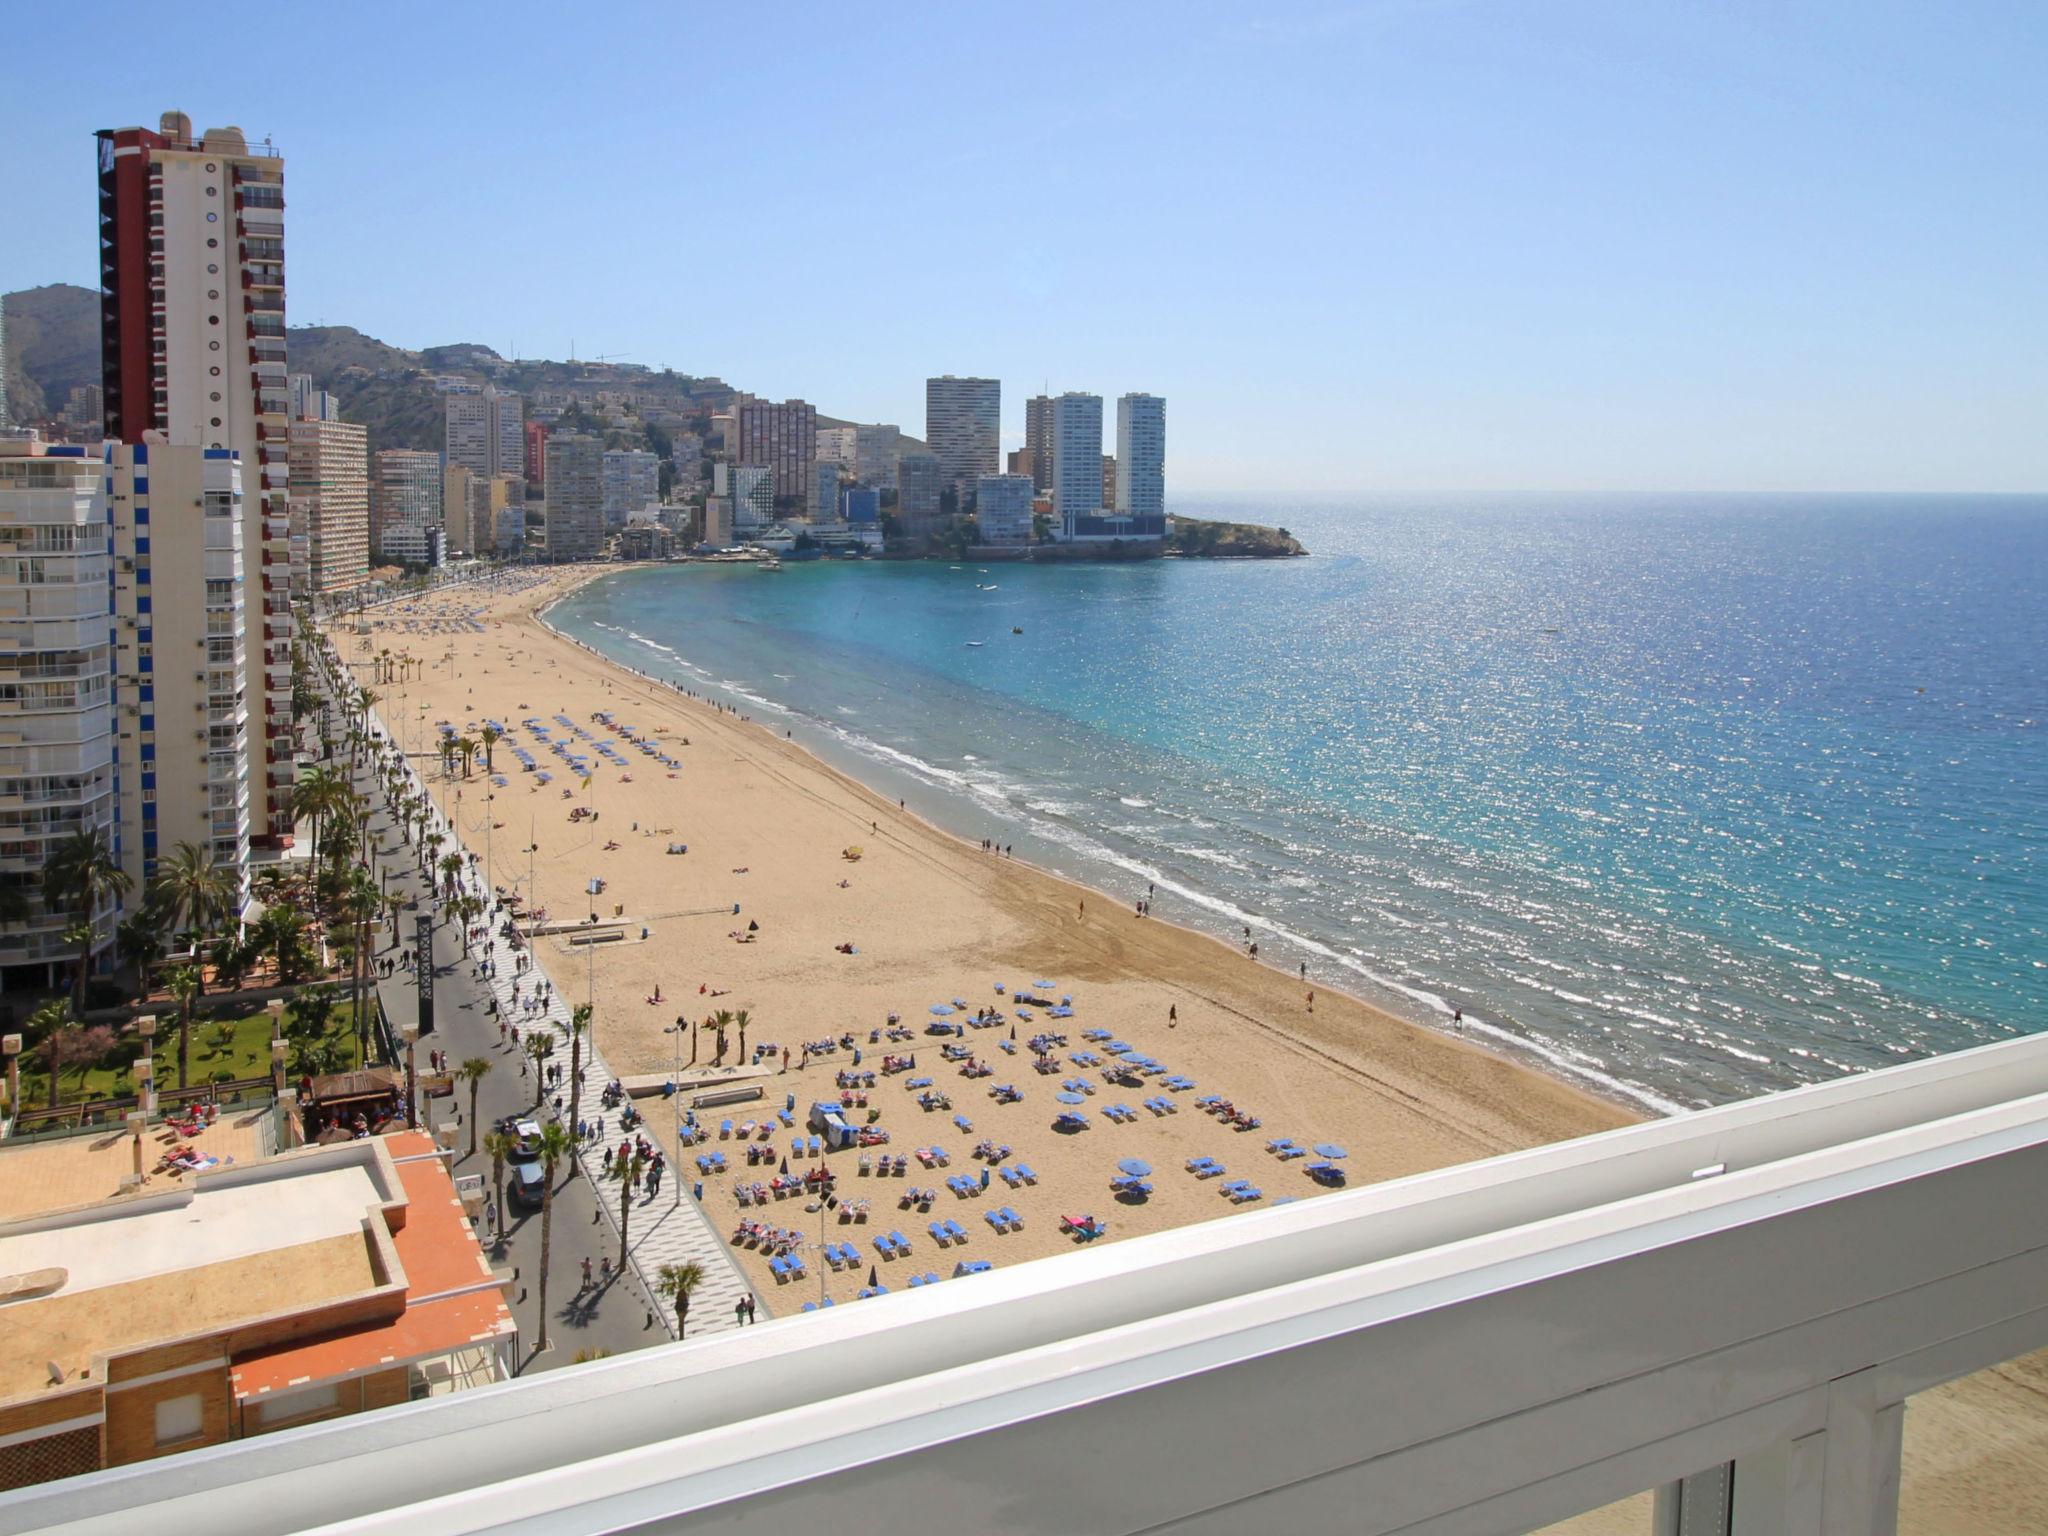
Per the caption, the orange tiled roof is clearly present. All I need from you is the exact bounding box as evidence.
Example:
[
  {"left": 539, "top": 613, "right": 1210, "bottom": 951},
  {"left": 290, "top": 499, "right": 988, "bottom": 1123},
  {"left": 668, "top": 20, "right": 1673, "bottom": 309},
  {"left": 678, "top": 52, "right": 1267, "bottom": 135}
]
[{"left": 230, "top": 1132, "right": 511, "bottom": 1400}]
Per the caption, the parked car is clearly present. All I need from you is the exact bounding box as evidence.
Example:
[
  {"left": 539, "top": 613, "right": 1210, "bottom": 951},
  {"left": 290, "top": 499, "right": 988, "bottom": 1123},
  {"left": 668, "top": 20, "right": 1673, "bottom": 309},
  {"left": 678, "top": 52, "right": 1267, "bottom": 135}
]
[{"left": 498, "top": 1118, "right": 544, "bottom": 1163}]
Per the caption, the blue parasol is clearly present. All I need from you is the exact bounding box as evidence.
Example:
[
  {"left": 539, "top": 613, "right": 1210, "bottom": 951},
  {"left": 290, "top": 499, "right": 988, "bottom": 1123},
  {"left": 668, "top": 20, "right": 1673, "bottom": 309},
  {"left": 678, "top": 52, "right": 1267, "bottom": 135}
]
[
  {"left": 1314, "top": 1143, "right": 1349, "bottom": 1159},
  {"left": 1117, "top": 1158, "right": 1152, "bottom": 1177},
  {"left": 928, "top": 1004, "right": 955, "bottom": 1016},
  {"left": 1056, "top": 1091, "right": 1086, "bottom": 1105}
]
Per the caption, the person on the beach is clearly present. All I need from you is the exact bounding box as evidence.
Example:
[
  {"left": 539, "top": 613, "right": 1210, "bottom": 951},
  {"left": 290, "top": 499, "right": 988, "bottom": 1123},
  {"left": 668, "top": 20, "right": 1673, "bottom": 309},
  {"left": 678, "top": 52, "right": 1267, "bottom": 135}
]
[{"left": 1169, "top": 1005, "right": 1178, "bottom": 1028}]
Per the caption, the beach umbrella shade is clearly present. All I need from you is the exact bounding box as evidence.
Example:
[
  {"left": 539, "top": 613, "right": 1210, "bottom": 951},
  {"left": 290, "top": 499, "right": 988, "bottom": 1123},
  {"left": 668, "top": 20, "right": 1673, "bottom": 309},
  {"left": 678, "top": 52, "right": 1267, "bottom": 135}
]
[
  {"left": 1009, "top": 1026, "right": 1016, "bottom": 1041},
  {"left": 1034, "top": 980, "right": 1054, "bottom": 989},
  {"left": 1117, "top": 1158, "right": 1152, "bottom": 1177},
  {"left": 929, "top": 1004, "right": 955, "bottom": 1016},
  {"left": 1314, "top": 1144, "right": 1349, "bottom": 1159},
  {"left": 779, "top": 1157, "right": 789, "bottom": 1174},
  {"left": 868, "top": 1265, "right": 878, "bottom": 1288},
  {"left": 1056, "top": 1091, "right": 1085, "bottom": 1105}
]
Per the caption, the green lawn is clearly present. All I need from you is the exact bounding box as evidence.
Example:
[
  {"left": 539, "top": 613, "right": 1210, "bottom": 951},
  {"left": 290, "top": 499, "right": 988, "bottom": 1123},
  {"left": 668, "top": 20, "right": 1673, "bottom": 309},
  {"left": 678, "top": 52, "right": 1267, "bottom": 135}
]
[{"left": 20, "top": 999, "right": 370, "bottom": 1108}]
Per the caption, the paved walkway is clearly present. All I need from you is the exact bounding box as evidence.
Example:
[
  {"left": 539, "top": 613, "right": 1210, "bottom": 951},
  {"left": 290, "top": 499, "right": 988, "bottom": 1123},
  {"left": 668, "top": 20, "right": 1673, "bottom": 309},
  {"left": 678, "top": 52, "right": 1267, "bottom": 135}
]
[{"left": 350, "top": 697, "right": 757, "bottom": 1347}]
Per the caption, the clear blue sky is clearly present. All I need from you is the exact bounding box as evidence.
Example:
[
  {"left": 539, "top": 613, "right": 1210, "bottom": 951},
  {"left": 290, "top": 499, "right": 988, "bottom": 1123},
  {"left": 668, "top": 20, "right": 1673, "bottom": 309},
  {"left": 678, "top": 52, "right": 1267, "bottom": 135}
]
[{"left": 4, "top": 1, "right": 2044, "bottom": 493}]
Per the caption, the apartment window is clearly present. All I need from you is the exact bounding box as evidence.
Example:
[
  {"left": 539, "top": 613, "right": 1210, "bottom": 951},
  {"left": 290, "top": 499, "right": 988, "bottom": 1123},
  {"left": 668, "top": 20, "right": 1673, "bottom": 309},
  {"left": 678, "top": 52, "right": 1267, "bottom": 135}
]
[{"left": 154, "top": 1394, "right": 203, "bottom": 1447}]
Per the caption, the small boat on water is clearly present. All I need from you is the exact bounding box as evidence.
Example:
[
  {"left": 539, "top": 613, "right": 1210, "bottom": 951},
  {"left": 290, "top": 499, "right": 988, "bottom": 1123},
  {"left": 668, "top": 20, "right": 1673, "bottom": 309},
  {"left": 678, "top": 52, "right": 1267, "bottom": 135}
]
[
  {"left": 760, "top": 559, "right": 784, "bottom": 572},
  {"left": 1012, "top": 627, "right": 1024, "bottom": 635},
  {"left": 965, "top": 641, "right": 986, "bottom": 648}
]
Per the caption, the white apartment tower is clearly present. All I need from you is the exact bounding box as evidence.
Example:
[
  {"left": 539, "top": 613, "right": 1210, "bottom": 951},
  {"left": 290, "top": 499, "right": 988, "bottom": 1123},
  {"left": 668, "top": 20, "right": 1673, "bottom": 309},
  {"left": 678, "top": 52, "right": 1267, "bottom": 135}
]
[
  {"left": 108, "top": 440, "right": 253, "bottom": 896},
  {"left": 96, "top": 111, "right": 293, "bottom": 851},
  {"left": 1051, "top": 392, "right": 1104, "bottom": 528},
  {"left": 1116, "top": 392, "right": 1166, "bottom": 535},
  {"left": 729, "top": 465, "right": 774, "bottom": 533},
  {"left": 445, "top": 387, "right": 524, "bottom": 481},
  {"left": 925, "top": 376, "right": 1000, "bottom": 505},
  {"left": 0, "top": 439, "right": 119, "bottom": 989},
  {"left": 811, "top": 459, "right": 840, "bottom": 524},
  {"left": 973, "top": 474, "right": 1035, "bottom": 546},
  {"left": 601, "top": 449, "right": 659, "bottom": 530},
  {"left": 371, "top": 450, "right": 444, "bottom": 566}
]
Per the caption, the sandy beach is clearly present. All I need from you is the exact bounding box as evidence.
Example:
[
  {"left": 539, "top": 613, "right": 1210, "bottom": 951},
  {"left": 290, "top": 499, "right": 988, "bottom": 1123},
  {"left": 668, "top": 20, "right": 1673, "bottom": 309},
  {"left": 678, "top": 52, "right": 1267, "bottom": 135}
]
[{"left": 339, "top": 567, "right": 2044, "bottom": 1530}]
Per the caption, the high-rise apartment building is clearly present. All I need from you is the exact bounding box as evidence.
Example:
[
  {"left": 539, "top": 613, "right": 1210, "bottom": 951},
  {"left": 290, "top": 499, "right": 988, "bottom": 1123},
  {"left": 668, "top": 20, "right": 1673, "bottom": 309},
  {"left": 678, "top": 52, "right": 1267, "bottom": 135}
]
[
  {"left": 974, "top": 474, "right": 1034, "bottom": 546},
  {"left": 0, "top": 304, "right": 10, "bottom": 430},
  {"left": 371, "top": 450, "right": 443, "bottom": 566},
  {"left": 543, "top": 434, "right": 604, "bottom": 560},
  {"left": 287, "top": 418, "right": 369, "bottom": 593},
  {"left": 601, "top": 449, "right": 659, "bottom": 530},
  {"left": 841, "top": 488, "right": 880, "bottom": 525},
  {"left": 1050, "top": 392, "right": 1103, "bottom": 528},
  {"left": 816, "top": 426, "right": 857, "bottom": 469},
  {"left": 0, "top": 439, "right": 118, "bottom": 990},
  {"left": 1024, "top": 394, "right": 1055, "bottom": 494},
  {"left": 442, "top": 465, "right": 496, "bottom": 557},
  {"left": 812, "top": 459, "right": 840, "bottom": 524},
  {"left": 729, "top": 465, "right": 774, "bottom": 533},
  {"left": 1102, "top": 455, "right": 1118, "bottom": 514},
  {"left": 896, "top": 452, "right": 943, "bottom": 537},
  {"left": 851, "top": 424, "right": 900, "bottom": 490},
  {"left": 736, "top": 398, "right": 817, "bottom": 504},
  {"left": 108, "top": 441, "right": 252, "bottom": 895},
  {"left": 95, "top": 111, "right": 293, "bottom": 848},
  {"left": 701, "top": 497, "right": 734, "bottom": 549},
  {"left": 1115, "top": 392, "right": 1166, "bottom": 534},
  {"left": 445, "top": 386, "right": 523, "bottom": 481},
  {"left": 523, "top": 419, "right": 549, "bottom": 492},
  {"left": 288, "top": 373, "right": 338, "bottom": 422},
  {"left": 925, "top": 377, "right": 1000, "bottom": 505}
]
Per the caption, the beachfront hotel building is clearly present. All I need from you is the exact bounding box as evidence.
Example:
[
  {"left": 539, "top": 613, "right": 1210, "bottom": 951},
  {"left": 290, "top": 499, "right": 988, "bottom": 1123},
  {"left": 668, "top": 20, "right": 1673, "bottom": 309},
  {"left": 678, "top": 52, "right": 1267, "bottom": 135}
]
[
  {"left": 735, "top": 397, "right": 817, "bottom": 505},
  {"left": 0, "top": 1130, "right": 513, "bottom": 1493},
  {"left": 543, "top": 433, "right": 604, "bottom": 560},
  {"left": 0, "top": 439, "right": 118, "bottom": 992},
  {"left": 925, "top": 376, "right": 1000, "bottom": 506},
  {"left": 286, "top": 417, "right": 368, "bottom": 594},
  {"left": 729, "top": 464, "right": 774, "bottom": 535},
  {"left": 601, "top": 449, "right": 659, "bottom": 531},
  {"left": 1115, "top": 392, "right": 1166, "bottom": 535},
  {"left": 94, "top": 110, "right": 293, "bottom": 851},
  {"left": 369, "top": 450, "right": 443, "bottom": 567},
  {"left": 895, "top": 451, "right": 943, "bottom": 539},
  {"left": 444, "top": 386, "right": 524, "bottom": 483},
  {"left": 973, "top": 474, "right": 1034, "bottom": 546},
  {"left": 107, "top": 440, "right": 253, "bottom": 893},
  {"left": 1024, "top": 394, "right": 1055, "bottom": 493}
]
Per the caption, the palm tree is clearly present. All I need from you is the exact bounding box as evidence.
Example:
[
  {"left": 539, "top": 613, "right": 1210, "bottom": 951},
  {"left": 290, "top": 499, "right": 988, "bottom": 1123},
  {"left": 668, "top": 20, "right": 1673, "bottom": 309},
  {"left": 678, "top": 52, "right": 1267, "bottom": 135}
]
[
  {"left": 483, "top": 1129, "right": 512, "bottom": 1250},
  {"left": 567, "top": 1004, "right": 590, "bottom": 1170},
  {"left": 479, "top": 724, "right": 502, "bottom": 774},
  {"left": 614, "top": 1147, "right": 645, "bottom": 1275},
  {"left": 704, "top": 1009, "right": 733, "bottom": 1066},
  {"left": 457, "top": 735, "right": 478, "bottom": 779},
  {"left": 656, "top": 1262, "right": 705, "bottom": 1340},
  {"left": 149, "top": 841, "right": 235, "bottom": 989},
  {"left": 733, "top": 1008, "right": 751, "bottom": 1065},
  {"left": 254, "top": 906, "right": 310, "bottom": 983},
  {"left": 343, "top": 874, "right": 380, "bottom": 1066},
  {"left": 45, "top": 828, "right": 132, "bottom": 1010},
  {"left": 526, "top": 1031, "right": 552, "bottom": 1106},
  {"left": 458, "top": 1056, "right": 492, "bottom": 1156},
  {"left": 437, "top": 851, "right": 463, "bottom": 899},
  {"left": 290, "top": 768, "right": 349, "bottom": 872},
  {"left": 535, "top": 1120, "right": 574, "bottom": 1353},
  {"left": 165, "top": 964, "right": 201, "bottom": 1089},
  {"left": 26, "top": 999, "right": 71, "bottom": 1110}
]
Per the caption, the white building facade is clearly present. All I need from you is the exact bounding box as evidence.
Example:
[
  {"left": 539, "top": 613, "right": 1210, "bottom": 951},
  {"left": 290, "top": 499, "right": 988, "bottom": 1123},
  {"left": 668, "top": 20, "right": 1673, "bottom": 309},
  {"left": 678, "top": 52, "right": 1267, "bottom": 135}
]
[
  {"left": 925, "top": 377, "right": 1000, "bottom": 505},
  {"left": 601, "top": 449, "right": 660, "bottom": 530},
  {"left": 973, "top": 474, "right": 1034, "bottom": 545},
  {"left": 0, "top": 439, "right": 118, "bottom": 989},
  {"left": 444, "top": 387, "right": 524, "bottom": 481},
  {"left": 1114, "top": 392, "right": 1166, "bottom": 537}
]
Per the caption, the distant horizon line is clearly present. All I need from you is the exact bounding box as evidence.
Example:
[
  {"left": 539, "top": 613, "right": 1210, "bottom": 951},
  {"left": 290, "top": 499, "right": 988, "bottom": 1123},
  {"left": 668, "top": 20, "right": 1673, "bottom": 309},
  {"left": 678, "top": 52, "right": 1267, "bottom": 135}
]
[{"left": 1171, "top": 487, "right": 2048, "bottom": 503}]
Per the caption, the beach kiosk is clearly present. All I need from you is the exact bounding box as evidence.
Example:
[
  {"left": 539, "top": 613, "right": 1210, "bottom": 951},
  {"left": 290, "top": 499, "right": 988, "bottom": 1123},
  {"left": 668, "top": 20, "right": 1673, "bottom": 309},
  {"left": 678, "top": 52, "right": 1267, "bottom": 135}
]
[{"left": 807, "top": 1101, "right": 858, "bottom": 1150}]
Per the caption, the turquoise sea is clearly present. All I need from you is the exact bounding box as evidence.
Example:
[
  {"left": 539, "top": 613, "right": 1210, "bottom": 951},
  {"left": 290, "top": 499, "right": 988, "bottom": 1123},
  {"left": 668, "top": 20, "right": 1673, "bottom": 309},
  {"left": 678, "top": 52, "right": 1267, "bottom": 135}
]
[{"left": 546, "top": 495, "right": 2047, "bottom": 1112}]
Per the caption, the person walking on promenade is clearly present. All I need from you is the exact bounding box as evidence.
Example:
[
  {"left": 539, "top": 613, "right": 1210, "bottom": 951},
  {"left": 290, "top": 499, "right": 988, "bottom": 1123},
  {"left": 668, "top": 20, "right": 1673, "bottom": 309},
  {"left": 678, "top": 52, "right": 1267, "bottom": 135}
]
[{"left": 734, "top": 1296, "right": 747, "bottom": 1328}]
